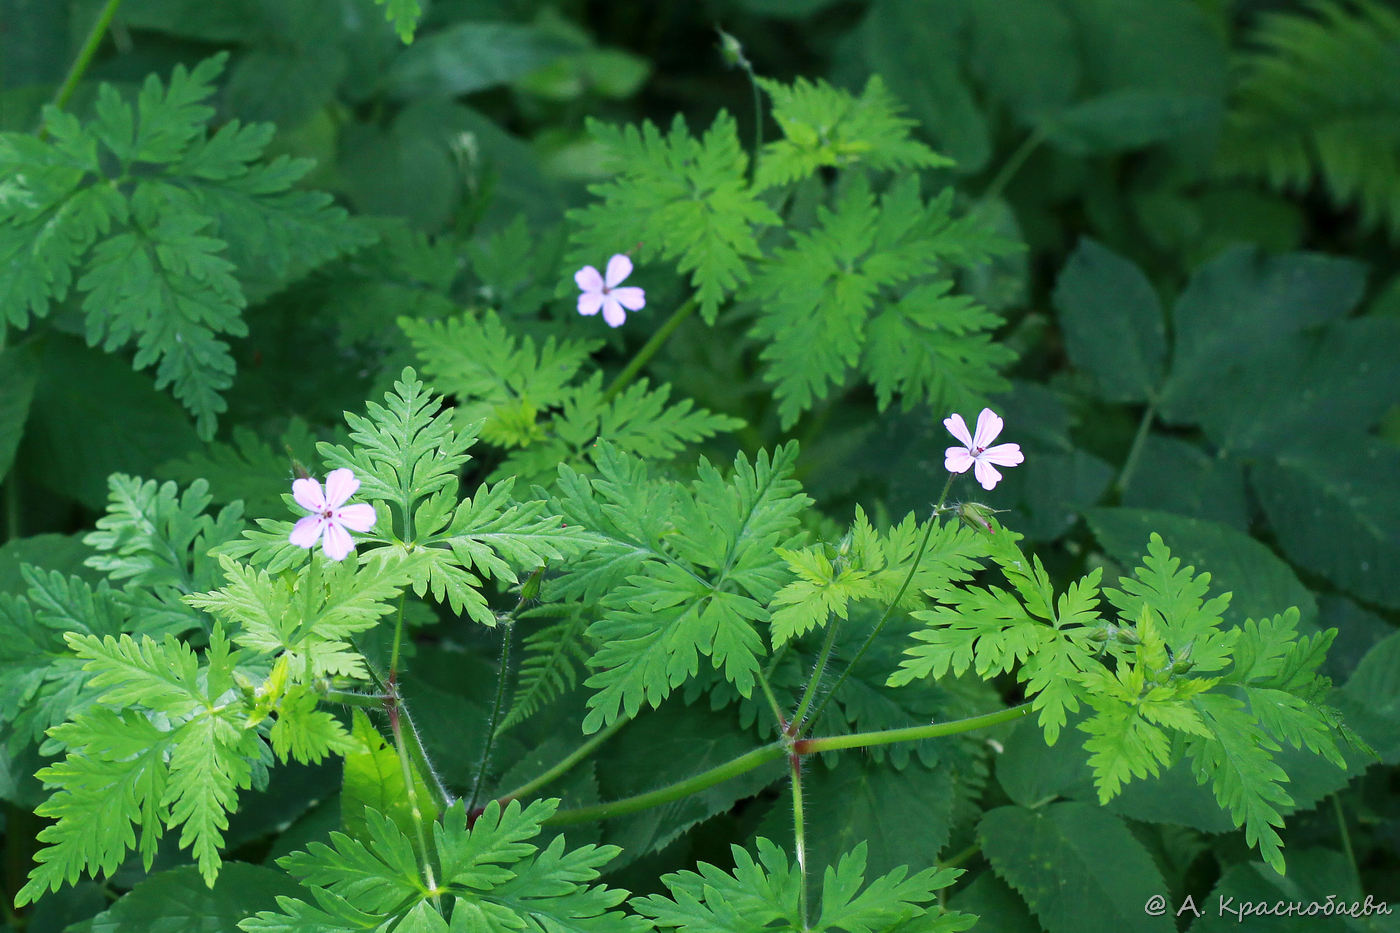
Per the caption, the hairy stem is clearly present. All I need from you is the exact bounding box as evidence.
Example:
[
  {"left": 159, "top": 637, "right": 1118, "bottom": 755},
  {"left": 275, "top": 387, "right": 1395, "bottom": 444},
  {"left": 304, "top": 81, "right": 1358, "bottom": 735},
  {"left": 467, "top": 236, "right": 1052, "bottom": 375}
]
[
  {"left": 602, "top": 296, "right": 698, "bottom": 404},
  {"left": 756, "top": 668, "right": 788, "bottom": 731},
  {"left": 50, "top": 0, "right": 123, "bottom": 115},
  {"left": 790, "top": 753, "right": 810, "bottom": 930},
  {"left": 321, "top": 687, "right": 391, "bottom": 708},
  {"left": 494, "top": 717, "right": 629, "bottom": 805},
  {"left": 787, "top": 614, "right": 840, "bottom": 735},
  {"left": 804, "top": 474, "right": 955, "bottom": 732},
  {"left": 1332, "top": 794, "right": 1359, "bottom": 885},
  {"left": 544, "top": 704, "right": 1033, "bottom": 825},
  {"left": 1114, "top": 401, "right": 1157, "bottom": 495},
  {"left": 467, "top": 618, "right": 516, "bottom": 813},
  {"left": 388, "top": 686, "right": 441, "bottom": 902}
]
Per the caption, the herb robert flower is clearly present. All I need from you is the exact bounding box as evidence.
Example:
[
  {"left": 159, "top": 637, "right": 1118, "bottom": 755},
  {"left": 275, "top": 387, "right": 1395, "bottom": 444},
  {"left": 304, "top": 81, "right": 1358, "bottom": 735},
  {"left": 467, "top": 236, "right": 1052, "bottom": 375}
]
[
  {"left": 575, "top": 254, "right": 645, "bottom": 327},
  {"left": 944, "top": 408, "right": 1023, "bottom": 491},
  {"left": 289, "top": 468, "right": 376, "bottom": 561}
]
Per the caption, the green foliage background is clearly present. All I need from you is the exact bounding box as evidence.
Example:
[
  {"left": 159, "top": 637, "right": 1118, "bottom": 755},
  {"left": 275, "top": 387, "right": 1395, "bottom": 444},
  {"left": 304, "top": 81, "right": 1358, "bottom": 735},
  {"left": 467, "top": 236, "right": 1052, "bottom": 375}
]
[{"left": 2, "top": 0, "right": 1398, "bottom": 931}]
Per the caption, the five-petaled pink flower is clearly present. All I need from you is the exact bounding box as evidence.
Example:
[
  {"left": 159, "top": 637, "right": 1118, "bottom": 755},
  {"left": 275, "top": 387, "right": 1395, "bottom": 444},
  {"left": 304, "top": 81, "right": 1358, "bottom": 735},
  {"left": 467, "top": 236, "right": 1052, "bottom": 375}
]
[
  {"left": 575, "top": 254, "right": 645, "bottom": 327},
  {"left": 944, "top": 408, "right": 1024, "bottom": 491},
  {"left": 289, "top": 468, "right": 377, "bottom": 561}
]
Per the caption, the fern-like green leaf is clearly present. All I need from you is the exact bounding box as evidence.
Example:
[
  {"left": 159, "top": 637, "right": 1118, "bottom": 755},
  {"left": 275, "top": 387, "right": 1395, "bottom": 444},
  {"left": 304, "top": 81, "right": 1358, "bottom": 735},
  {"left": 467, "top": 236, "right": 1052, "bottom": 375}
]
[
  {"left": 551, "top": 442, "right": 810, "bottom": 732},
  {"left": 502, "top": 604, "right": 591, "bottom": 729},
  {"left": 0, "top": 54, "right": 370, "bottom": 436},
  {"left": 755, "top": 75, "right": 953, "bottom": 190},
  {"left": 241, "top": 800, "right": 646, "bottom": 933},
  {"left": 634, "top": 837, "right": 975, "bottom": 932},
  {"left": 1218, "top": 0, "right": 1400, "bottom": 237},
  {"left": 568, "top": 112, "right": 780, "bottom": 323},
  {"left": 748, "top": 173, "right": 1016, "bottom": 427}
]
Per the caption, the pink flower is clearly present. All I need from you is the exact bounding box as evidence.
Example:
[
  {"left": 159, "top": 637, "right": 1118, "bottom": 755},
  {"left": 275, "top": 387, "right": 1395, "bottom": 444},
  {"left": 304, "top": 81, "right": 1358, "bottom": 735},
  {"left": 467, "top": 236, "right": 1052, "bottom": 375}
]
[
  {"left": 575, "top": 254, "right": 645, "bottom": 327},
  {"left": 289, "top": 468, "right": 377, "bottom": 561},
  {"left": 944, "top": 408, "right": 1024, "bottom": 491}
]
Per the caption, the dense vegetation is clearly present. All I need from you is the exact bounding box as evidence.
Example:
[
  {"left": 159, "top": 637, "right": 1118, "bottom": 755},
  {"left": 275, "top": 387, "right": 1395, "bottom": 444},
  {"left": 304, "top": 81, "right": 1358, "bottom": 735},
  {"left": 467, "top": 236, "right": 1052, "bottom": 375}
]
[{"left": 1, "top": 1, "right": 1397, "bottom": 931}]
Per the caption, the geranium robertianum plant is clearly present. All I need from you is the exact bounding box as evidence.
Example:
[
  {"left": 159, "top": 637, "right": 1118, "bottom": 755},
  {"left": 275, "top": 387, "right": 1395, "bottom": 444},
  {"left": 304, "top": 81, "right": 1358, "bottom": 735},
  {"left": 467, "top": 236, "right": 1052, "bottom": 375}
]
[{"left": 1, "top": 3, "right": 1392, "bottom": 932}]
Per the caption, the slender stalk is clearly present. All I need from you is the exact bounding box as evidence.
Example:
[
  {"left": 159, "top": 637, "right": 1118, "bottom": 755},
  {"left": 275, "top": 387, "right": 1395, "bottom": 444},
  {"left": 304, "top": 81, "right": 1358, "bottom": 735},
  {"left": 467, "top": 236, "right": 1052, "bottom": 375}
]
[
  {"left": 49, "top": 0, "right": 123, "bottom": 114},
  {"left": 602, "top": 297, "right": 698, "bottom": 404},
  {"left": 388, "top": 694, "right": 441, "bottom": 903},
  {"left": 496, "top": 717, "right": 629, "bottom": 803},
  {"left": 939, "top": 841, "right": 980, "bottom": 870},
  {"left": 787, "top": 615, "right": 841, "bottom": 734},
  {"left": 980, "top": 124, "right": 1047, "bottom": 206},
  {"left": 804, "top": 475, "right": 955, "bottom": 732},
  {"left": 545, "top": 742, "right": 787, "bottom": 825},
  {"left": 795, "top": 704, "right": 1031, "bottom": 755},
  {"left": 790, "top": 753, "right": 810, "bottom": 930},
  {"left": 389, "top": 593, "right": 407, "bottom": 679},
  {"left": 1332, "top": 794, "right": 1359, "bottom": 885},
  {"left": 397, "top": 702, "right": 451, "bottom": 812},
  {"left": 321, "top": 687, "right": 390, "bottom": 708},
  {"left": 756, "top": 668, "right": 788, "bottom": 731},
  {"left": 545, "top": 704, "right": 1032, "bottom": 826},
  {"left": 1114, "top": 401, "right": 1157, "bottom": 495},
  {"left": 467, "top": 618, "right": 516, "bottom": 813}
]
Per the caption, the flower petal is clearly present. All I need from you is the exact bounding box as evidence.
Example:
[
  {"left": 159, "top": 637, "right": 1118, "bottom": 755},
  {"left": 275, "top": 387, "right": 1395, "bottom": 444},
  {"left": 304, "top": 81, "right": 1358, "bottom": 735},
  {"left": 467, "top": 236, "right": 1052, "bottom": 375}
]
[
  {"left": 336, "top": 502, "right": 377, "bottom": 533},
  {"left": 602, "top": 297, "right": 627, "bottom": 328},
  {"left": 604, "top": 253, "right": 633, "bottom": 288},
  {"left": 574, "top": 265, "right": 604, "bottom": 293},
  {"left": 323, "top": 468, "right": 360, "bottom": 508},
  {"left": 943, "top": 414, "right": 973, "bottom": 448},
  {"left": 290, "top": 515, "right": 325, "bottom": 548},
  {"left": 944, "top": 447, "right": 975, "bottom": 474},
  {"left": 973, "top": 459, "right": 1003, "bottom": 491},
  {"left": 972, "top": 408, "right": 1003, "bottom": 450},
  {"left": 611, "top": 286, "right": 645, "bottom": 311},
  {"left": 577, "top": 292, "right": 604, "bottom": 316},
  {"left": 292, "top": 477, "right": 326, "bottom": 512},
  {"left": 981, "top": 443, "right": 1024, "bottom": 467},
  {"left": 321, "top": 521, "right": 354, "bottom": 561}
]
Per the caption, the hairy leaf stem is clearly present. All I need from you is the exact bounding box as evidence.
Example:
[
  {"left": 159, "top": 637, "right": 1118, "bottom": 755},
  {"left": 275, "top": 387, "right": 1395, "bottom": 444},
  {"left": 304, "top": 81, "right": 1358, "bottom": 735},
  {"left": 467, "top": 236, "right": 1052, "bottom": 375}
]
[
  {"left": 801, "top": 473, "right": 956, "bottom": 732},
  {"left": 787, "top": 614, "right": 841, "bottom": 734},
  {"left": 494, "top": 717, "right": 629, "bottom": 804},
  {"left": 468, "top": 566, "right": 544, "bottom": 813},
  {"left": 602, "top": 296, "right": 698, "bottom": 404},
  {"left": 544, "top": 703, "right": 1032, "bottom": 826},
  {"left": 790, "top": 753, "right": 810, "bottom": 930},
  {"left": 387, "top": 682, "right": 442, "bottom": 905},
  {"left": 1114, "top": 400, "right": 1158, "bottom": 494},
  {"left": 50, "top": 0, "right": 123, "bottom": 116}
]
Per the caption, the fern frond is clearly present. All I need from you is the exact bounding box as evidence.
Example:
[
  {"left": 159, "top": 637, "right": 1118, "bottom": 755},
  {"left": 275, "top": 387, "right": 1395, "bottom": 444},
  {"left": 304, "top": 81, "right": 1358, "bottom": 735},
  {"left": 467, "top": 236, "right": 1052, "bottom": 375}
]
[
  {"left": 1218, "top": 0, "right": 1400, "bottom": 237},
  {"left": 502, "top": 604, "right": 591, "bottom": 730}
]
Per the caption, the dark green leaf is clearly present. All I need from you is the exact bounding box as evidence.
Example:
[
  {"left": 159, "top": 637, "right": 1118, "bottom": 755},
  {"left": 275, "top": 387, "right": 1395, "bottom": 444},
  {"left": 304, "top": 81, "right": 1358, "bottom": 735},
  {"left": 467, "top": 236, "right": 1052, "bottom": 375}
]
[{"left": 86, "top": 863, "right": 299, "bottom": 933}]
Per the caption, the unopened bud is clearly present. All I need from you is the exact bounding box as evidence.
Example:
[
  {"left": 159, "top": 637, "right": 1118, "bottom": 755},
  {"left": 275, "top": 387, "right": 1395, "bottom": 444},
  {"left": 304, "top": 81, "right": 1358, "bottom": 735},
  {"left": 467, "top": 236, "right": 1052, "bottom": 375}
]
[
  {"left": 956, "top": 502, "right": 998, "bottom": 534},
  {"left": 717, "top": 28, "right": 750, "bottom": 70}
]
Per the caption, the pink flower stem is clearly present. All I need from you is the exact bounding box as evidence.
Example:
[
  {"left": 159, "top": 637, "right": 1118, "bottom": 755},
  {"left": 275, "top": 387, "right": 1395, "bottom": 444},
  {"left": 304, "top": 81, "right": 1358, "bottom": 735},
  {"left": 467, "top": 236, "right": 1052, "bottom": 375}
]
[
  {"left": 601, "top": 296, "right": 698, "bottom": 405},
  {"left": 799, "top": 472, "right": 957, "bottom": 734}
]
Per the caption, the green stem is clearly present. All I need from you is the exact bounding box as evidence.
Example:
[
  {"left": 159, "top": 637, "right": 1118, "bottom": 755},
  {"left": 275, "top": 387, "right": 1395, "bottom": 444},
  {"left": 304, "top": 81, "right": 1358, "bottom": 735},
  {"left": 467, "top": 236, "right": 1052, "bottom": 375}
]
[
  {"left": 545, "top": 741, "right": 786, "bottom": 826},
  {"left": 939, "top": 841, "right": 980, "bottom": 870},
  {"left": 602, "top": 296, "right": 698, "bottom": 404},
  {"left": 981, "top": 124, "right": 1047, "bottom": 205},
  {"left": 803, "top": 475, "right": 955, "bottom": 732},
  {"left": 389, "top": 593, "right": 407, "bottom": 679},
  {"left": 756, "top": 668, "right": 788, "bottom": 730},
  {"left": 545, "top": 704, "right": 1032, "bottom": 826},
  {"left": 788, "top": 615, "right": 841, "bottom": 734},
  {"left": 321, "top": 687, "right": 390, "bottom": 708},
  {"left": 1332, "top": 794, "right": 1359, "bottom": 886},
  {"left": 497, "top": 717, "right": 629, "bottom": 803},
  {"left": 467, "top": 618, "right": 516, "bottom": 813},
  {"left": 389, "top": 697, "right": 442, "bottom": 904},
  {"left": 50, "top": 0, "right": 123, "bottom": 113},
  {"left": 1114, "top": 401, "right": 1157, "bottom": 495},
  {"left": 363, "top": 663, "right": 452, "bottom": 813},
  {"left": 795, "top": 704, "right": 1031, "bottom": 755},
  {"left": 790, "top": 754, "right": 810, "bottom": 930}
]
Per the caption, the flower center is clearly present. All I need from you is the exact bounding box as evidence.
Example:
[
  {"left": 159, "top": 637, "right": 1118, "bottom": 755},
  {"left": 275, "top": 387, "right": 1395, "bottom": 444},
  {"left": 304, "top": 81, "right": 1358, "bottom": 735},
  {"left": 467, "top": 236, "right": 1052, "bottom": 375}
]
[{"left": 322, "top": 508, "right": 334, "bottom": 519}]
